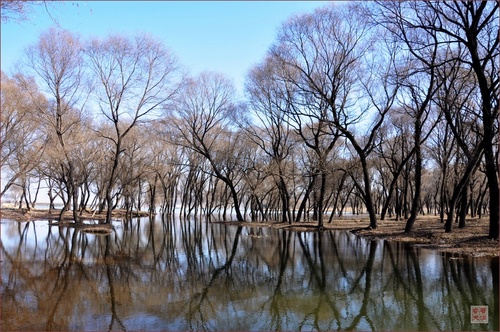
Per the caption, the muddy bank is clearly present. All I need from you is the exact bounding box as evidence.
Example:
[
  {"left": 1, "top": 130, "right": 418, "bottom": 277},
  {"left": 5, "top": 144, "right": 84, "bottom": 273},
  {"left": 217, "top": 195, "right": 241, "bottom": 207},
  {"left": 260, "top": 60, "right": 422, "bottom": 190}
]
[
  {"left": 1, "top": 208, "right": 497, "bottom": 258},
  {"left": 0, "top": 207, "right": 150, "bottom": 222},
  {"left": 215, "top": 216, "right": 499, "bottom": 258},
  {"left": 350, "top": 218, "right": 498, "bottom": 258}
]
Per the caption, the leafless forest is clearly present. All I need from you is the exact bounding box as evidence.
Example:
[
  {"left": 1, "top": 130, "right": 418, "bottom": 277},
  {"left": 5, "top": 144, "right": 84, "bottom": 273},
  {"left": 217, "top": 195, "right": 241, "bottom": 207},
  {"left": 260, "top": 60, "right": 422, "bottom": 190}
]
[{"left": 1, "top": 2, "right": 498, "bottom": 238}]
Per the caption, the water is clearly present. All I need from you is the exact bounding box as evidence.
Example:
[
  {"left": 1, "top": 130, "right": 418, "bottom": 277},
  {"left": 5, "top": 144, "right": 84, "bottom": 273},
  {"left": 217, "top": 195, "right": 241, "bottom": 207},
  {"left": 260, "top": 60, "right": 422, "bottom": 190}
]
[{"left": 1, "top": 217, "right": 498, "bottom": 331}]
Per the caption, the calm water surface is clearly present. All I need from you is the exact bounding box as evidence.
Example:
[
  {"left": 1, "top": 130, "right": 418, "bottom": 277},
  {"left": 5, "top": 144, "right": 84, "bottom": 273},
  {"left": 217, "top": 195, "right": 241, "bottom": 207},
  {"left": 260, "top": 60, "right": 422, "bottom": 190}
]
[{"left": 1, "top": 217, "right": 498, "bottom": 331}]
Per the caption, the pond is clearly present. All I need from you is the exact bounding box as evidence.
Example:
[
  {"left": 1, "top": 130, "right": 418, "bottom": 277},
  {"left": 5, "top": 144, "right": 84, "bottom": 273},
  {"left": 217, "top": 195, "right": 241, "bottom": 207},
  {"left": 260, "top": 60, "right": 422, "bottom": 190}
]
[{"left": 1, "top": 216, "right": 498, "bottom": 331}]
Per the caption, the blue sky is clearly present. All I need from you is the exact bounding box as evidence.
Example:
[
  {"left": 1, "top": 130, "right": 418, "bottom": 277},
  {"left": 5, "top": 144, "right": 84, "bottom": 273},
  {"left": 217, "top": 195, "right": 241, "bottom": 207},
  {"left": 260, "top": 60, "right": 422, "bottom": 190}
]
[{"left": 1, "top": 1, "right": 329, "bottom": 96}]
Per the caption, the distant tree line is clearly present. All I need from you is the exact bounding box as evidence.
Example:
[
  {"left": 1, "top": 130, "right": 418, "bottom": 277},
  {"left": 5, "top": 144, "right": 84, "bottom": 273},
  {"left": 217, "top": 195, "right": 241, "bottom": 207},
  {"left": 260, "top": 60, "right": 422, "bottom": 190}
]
[{"left": 1, "top": 1, "right": 498, "bottom": 238}]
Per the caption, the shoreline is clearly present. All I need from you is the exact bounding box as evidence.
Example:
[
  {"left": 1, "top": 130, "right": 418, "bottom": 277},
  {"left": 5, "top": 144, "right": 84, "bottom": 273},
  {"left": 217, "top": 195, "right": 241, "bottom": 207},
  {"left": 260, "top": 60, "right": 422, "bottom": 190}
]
[
  {"left": 1, "top": 208, "right": 498, "bottom": 258},
  {"left": 214, "top": 218, "right": 499, "bottom": 258}
]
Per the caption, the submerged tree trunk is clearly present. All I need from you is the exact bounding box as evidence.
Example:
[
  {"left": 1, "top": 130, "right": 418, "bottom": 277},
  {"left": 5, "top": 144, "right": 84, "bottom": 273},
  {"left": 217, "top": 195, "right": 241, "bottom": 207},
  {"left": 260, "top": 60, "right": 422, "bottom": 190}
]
[
  {"left": 361, "top": 157, "right": 377, "bottom": 229},
  {"left": 295, "top": 174, "right": 316, "bottom": 223}
]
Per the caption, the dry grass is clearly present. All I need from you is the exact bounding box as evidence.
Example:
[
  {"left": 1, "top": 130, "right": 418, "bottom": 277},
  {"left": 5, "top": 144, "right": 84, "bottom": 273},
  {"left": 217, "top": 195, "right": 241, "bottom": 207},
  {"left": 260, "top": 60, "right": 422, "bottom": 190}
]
[{"left": 346, "top": 216, "right": 499, "bottom": 258}]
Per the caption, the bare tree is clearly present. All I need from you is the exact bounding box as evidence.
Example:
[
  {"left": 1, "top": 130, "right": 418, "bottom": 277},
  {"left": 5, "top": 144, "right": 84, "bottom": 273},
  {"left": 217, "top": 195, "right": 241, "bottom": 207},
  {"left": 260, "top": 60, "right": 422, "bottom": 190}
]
[
  {"left": 244, "top": 56, "right": 296, "bottom": 224},
  {"left": 374, "top": 1, "right": 498, "bottom": 238},
  {"left": 18, "top": 27, "right": 88, "bottom": 222},
  {"left": 112, "top": 126, "right": 149, "bottom": 217},
  {"left": 426, "top": 115, "right": 456, "bottom": 222},
  {"left": 85, "top": 33, "right": 184, "bottom": 223},
  {"left": 0, "top": 72, "right": 46, "bottom": 201},
  {"left": 1, "top": 0, "right": 65, "bottom": 22},
  {"left": 267, "top": 3, "right": 399, "bottom": 229},
  {"left": 37, "top": 104, "right": 96, "bottom": 217},
  {"left": 435, "top": 54, "right": 485, "bottom": 231},
  {"left": 386, "top": 21, "right": 443, "bottom": 233},
  {"left": 146, "top": 120, "right": 185, "bottom": 216},
  {"left": 168, "top": 72, "right": 245, "bottom": 222},
  {"left": 374, "top": 110, "right": 417, "bottom": 221},
  {"left": 1, "top": 0, "right": 39, "bottom": 21}
]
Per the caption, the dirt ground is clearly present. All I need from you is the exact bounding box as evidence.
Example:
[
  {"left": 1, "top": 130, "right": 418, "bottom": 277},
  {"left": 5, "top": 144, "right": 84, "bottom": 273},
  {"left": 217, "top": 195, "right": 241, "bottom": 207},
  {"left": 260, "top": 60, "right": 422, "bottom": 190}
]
[
  {"left": 1, "top": 208, "right": 498, "bottom": 258},
  {"left": 330, "top": 217, "right": 499, "bottom": 258},
  {"left": 0, "top": 207, "right": 149, "bottom": 222}
]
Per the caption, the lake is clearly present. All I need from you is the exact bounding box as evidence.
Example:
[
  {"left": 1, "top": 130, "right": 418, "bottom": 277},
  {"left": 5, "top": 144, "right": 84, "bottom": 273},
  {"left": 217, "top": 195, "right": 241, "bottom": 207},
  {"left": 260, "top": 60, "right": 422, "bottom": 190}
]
[{"left": 1, "top": 216, "right": 498, "bottom": 331}]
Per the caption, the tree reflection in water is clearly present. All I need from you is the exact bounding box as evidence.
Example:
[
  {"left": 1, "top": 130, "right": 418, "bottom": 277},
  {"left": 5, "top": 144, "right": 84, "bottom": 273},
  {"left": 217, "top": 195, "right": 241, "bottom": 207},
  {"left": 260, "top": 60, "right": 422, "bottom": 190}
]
[{"left": 1, "top": 216, "right": 498, "bottom": 331}]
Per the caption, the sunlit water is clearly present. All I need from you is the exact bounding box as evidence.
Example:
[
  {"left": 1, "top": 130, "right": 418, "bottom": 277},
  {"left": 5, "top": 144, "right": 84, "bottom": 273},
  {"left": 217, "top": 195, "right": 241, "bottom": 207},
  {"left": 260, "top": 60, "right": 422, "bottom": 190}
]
[{"left": 1, "top": 216, "right": 498, "bottom": 331}]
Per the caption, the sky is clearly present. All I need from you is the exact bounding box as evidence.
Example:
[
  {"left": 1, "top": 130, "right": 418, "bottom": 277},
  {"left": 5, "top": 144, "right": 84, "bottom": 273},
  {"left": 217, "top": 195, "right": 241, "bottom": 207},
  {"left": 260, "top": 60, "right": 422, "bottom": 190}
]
[{"left": 1, "top": 1, "right": 330, "bottom": 96}]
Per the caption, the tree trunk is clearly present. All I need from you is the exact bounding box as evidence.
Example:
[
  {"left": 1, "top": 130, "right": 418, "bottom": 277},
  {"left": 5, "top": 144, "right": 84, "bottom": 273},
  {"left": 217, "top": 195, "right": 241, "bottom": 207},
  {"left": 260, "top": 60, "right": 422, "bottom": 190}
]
[
  {"left": 278, "top": 176, "right": 291, "bottom": 224},
  {"left": 405, "top": 111, "right": 423, "bottom": 233},
  {"left": 105, "top": 139, "right": 122, "bottom": 224},
  {"left": 458, "top": 184, "right": 468, "bottom": 229},
  {"left": 317, "top": 171, "right": 327, "bottom": 230},
  {"left": 360, "top": 157, "right": 377, "bottom": 229},
  {"left": 445, "top": 153, "right": 481, "bottom": 232},
  {"left": 295, "top": 175, "right": 316, "bottom": 223},
  {"left": 465, "top": 8, "right": 498, "bottom": 239}
]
